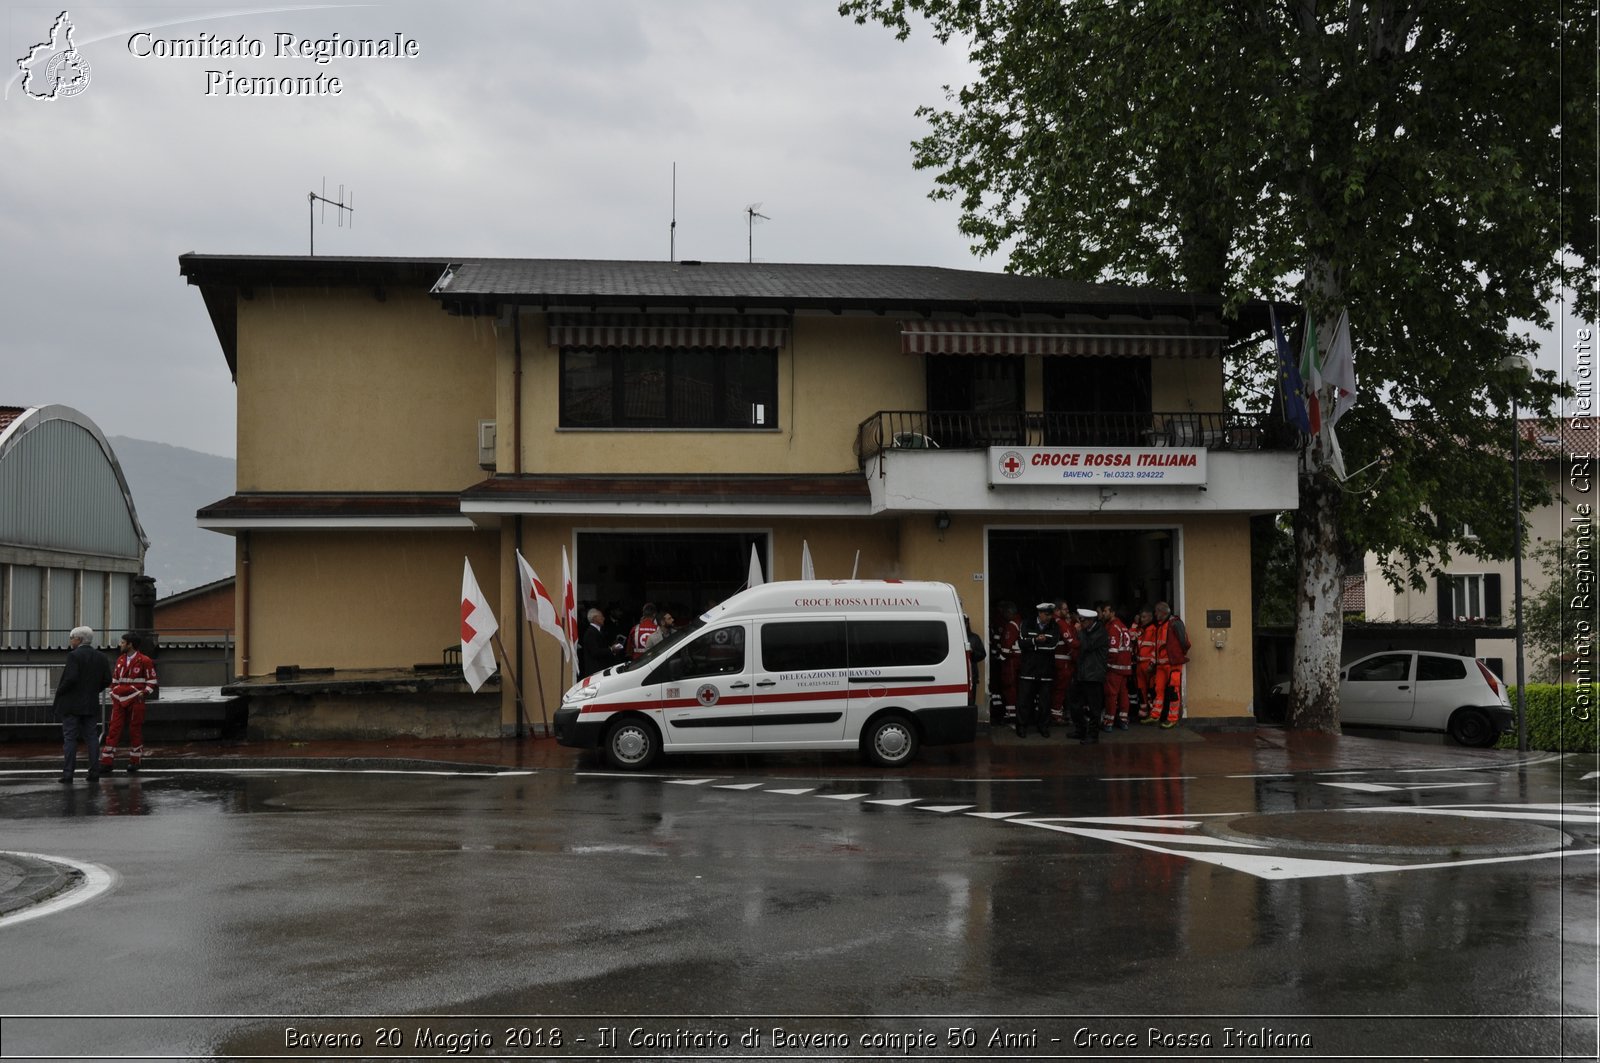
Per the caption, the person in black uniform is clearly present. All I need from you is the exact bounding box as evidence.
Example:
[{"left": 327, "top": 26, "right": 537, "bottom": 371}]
[
  {"left": 1014, "top": 602, "right": 1061, "bottom": 738},
  {"left": 1070, "top": 606, "right": 1109, "bottom": 743}
]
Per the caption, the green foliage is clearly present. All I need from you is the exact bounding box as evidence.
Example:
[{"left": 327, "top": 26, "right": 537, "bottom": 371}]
[
  {"left": 1496, "top": 685, "right": 1599, "bottom": 753},
  {"left": 841, "top": 0, "right": 1594, "bottom": 585},
  {"left": 1523, "top": 530, "right": 1595, "bottom": 681}
]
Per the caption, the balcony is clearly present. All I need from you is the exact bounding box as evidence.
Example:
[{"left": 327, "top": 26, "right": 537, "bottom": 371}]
[{"left": 854, "top": 410, "right": 1298, "bottom": 516}]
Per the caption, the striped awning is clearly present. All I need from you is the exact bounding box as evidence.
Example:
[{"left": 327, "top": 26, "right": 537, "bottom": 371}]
[
  {"left": 549, "top": 313, "right": 790, "bottom": 350},
  {"left": 900, "top": 319, "right": 1228, "bottom": 358}
]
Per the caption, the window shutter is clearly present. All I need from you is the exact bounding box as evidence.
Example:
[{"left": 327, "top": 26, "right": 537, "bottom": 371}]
[
  {"left": 1436, "top": 578, "right": 1452, "bottom": 622},
  {"left": 1484, "top": 574, "right": 1502, "bottom": 624}
]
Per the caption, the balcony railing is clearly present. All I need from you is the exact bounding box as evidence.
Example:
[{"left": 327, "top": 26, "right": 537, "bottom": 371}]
[{"left": 855, "top": 410, "right": 1290, "bottom": 467}]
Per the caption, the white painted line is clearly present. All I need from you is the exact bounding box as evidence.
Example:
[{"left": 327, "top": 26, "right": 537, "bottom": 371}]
[
  {"left": 1397, "top": 781, "right": 1495, "bottom": 790},
  {"left": 1012, "top": 822, "right": 1268, "bottom": 850},
  {"left": 918, "top": 804, "right": 975, "bottom": 814},
  {"left": 816, "top": 793, "right": 871, "bottom": 801},
  {"left": 1315, "top": 771, "right": 1369, "bottom": 776},
  {"left": 1584, "top": 772, "right": 1600, "bottom": 782},
  {"left": 764, "top": 788, "right": 816, "bottom": 796},
  {"left": 1322, "top": 782, "right": 1402, "bottom": 792},
  {"left": 965, "top": 811, "right": 1028, "bottom": 820},
  {"left": 666, "top": 778, "right": 716, "bottom": 786},
  {"left": 1028, "top": 815, "right": 1210, "bottom": 830},
  {"left": 0, "top": 852, "right": 116, "bottom": 929},
  {"left": 864, "top": 798, "right": 921, "bottom": 807},
  {"left": 1226, "top": 773, "right": 1296, "bottom": 779},
  {"left": 712, "top": 783, "right": 765, "bottom": 790}
]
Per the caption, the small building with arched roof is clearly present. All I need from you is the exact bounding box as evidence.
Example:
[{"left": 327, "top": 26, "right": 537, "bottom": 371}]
[{"left": 0, "top": 404, "right": 148, "bottom": 649}]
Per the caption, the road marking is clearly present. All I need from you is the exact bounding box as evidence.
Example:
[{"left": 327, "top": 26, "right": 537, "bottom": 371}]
[
  {"left": 917, "top": 804, "right": 975, "bottom": 814},
  {"left": 1584, "top": 772, "right": 1600, "bottom": 782},
  {"left": 1323, "top": 781, "right": 1495, "bottom": 793},
  {"left": 864, "top": 798, "right": 921, "bottom": 807},
  {"left": 965, "top": 811, "right": 1028, "bottom": 820},
  {"left": 1226, "top": 773, "right": 1296, "bottom": 779},
  {"left": 667, "top": 778, "right": 716, "bottom": 786},
  {"left": 712, "top": 783, "right": 764, "bottom": 790},
  {"left": 0, "top": 852, "right": 116, "bottom": 929},
  {"left": 764, "top": 788, "right": 816, "bottom": 796},
  {"left": 816, "top": 793, "right": 871, "bottom": 801}
]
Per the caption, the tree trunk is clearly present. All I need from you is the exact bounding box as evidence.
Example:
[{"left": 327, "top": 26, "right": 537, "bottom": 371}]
[{"left": 1289, "top": 460, "right": 1344, "bottom": 732}]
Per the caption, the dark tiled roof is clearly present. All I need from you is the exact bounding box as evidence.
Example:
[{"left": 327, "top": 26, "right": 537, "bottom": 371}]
[
  {"left": 1518, "top": 416, "right": 1599, "bottom": 458},
  {"left": 460, "top": 473, "right": 870, "bottom": 505},
  {"left": 433, "top": 259, "right": 1218, "bottom": 317},
  {"left": 0, "top": 407, "right": 28, "bottom": 435},
  {"left": 197, "top": 493, "right": 467, "bottom": 521}
]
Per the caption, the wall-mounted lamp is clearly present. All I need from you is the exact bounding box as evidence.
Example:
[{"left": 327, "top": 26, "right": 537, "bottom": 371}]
[{"left": 934, "top": 510, "right": 951, "bottom": 540}]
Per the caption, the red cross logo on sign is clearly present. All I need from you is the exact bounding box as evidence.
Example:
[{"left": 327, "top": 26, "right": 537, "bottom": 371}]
[
  {"left": 696, "top": 684, "right": 721, "bottom": 706},
  {"left": 999, "top": 451, "right": 1026, "bottom": 479}
]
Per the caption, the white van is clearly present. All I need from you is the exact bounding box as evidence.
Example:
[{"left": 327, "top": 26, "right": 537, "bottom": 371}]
[{"left": 552, "top": 580, "right": 977, "bottom": 769}]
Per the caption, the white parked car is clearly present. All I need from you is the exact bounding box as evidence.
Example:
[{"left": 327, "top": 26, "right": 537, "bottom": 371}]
[{"left": 1269, "top": 651, "right": 1513, "bottom": 747}]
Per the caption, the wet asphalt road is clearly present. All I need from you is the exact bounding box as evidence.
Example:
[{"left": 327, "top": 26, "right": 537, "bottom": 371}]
[{"left": 0, "top": 737, "right": 1596, "bottom": 1062}]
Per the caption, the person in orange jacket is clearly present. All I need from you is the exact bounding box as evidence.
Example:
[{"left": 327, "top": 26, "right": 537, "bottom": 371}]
[
  {"left": 994, "top": 601, "right": 1022, "bottom": 722},
  {"left": 1141, "top": 601, "right": 1191, "bottom": 728},
  {"left": 1100, "top": 603, "right": 1134, "bottom": 731},
  {"left": 1131, "top": 608, "right": 1156, "bottom": 717},
  {"left": 100, "top": 632, "right": 157, "bottom": 774}
]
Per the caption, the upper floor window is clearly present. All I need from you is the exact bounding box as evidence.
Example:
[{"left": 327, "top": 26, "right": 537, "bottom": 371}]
[{"left": 560, "top": 346, "right": 778, "bottom": 430}]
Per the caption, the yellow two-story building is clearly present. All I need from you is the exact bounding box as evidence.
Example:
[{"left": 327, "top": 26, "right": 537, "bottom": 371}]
[{"left": 180, "top": 254, "right": 1297, "bottom": 738}]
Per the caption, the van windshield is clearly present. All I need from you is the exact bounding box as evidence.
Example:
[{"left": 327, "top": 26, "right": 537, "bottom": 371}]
[{"left": 622, "top": 618, "right": 705, "bottom": 671}]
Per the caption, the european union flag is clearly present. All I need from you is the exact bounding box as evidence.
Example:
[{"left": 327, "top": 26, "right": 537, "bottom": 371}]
[{"left": 1270, "top": 303, "right": 1311, "bottom": 435}]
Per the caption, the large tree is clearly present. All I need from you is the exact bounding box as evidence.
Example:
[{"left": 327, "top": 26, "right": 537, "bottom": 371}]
[{"left": 844, "top": 0, "right": 1594, "bottom": 730}]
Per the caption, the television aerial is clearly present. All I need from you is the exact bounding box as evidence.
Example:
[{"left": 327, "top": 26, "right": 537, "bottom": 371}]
[
  {"left": 744, "top": 203, "right": 770, "bottom": 263},
  {"left": 308, "top": 178, "right": 354, "bottom": 255}
]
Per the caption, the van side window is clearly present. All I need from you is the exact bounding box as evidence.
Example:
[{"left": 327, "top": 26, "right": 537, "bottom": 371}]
[
  {"left": 847, "top": 620, "right": 950, "bottom": 667},
  {"left": 761, "top": 621, "right": 847, "bottom": 672},
  {"left": 655, "top": 625, "right": 746, "bottom": 682},
  {"left": 1347, "top": 654, "right": 1411, "bottom": 683}
]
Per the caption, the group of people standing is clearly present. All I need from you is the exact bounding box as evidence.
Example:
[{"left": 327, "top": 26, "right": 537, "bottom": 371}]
[
  {"left": 988, "top": 600, "right": 1189, "bottom": 743},
  {"left": 52, "top": 627, "right": 159, "bottom": 782},
  {"left": 577, "top": 602, "right": 690, "bottom": 679}
]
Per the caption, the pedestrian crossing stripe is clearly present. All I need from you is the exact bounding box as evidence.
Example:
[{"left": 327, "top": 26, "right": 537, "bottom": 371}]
[
  {"left": 764, "top": 787, "right": 816, "bottom": 796},
  {"left": 917, "top": 804, "right": 975, "bottom": 813}
]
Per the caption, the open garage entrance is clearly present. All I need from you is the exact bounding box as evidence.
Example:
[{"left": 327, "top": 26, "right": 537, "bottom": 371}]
[
  {"left": 985, "top": 527, "right": 1176, "bottom": 621},
  {"left": 576, "top": 531, "right": 768, "bottom": 627}
]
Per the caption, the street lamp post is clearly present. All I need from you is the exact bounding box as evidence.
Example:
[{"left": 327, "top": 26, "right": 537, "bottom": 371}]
[{"left": 1499, "top": 354, "right": 1532, "bottom": 753}]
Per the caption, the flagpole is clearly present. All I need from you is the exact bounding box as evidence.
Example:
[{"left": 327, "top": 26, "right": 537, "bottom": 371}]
[
  {"left": 491, "top": 631, "right": 530, "bottom": 739},
  {"left": 523, "top": 619, "right": 552, "bottom": 738}
]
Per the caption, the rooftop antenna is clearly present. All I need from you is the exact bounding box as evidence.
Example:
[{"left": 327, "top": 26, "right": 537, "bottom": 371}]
[
  {"left": 669, "top": 162, "right": 677, "bottom": 262},
  {"left": 308, "top": 177, "right": 354, "bottom": 255},
  {"left": 745, "top": 202, "right": 769, "bottom": 263}
]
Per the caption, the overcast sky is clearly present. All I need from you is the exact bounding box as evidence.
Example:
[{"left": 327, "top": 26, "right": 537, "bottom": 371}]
[{"left": 3, "top": 1, "right": 1585, "bottom": 461}]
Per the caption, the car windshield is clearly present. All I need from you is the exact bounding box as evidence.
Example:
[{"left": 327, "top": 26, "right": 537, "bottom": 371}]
[{"left": 620, "top": 618, "right": 706, "bottom": 671}]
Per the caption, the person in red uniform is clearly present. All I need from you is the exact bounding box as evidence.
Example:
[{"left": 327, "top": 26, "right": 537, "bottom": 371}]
[
  {"left": 1050, "top": 598, "right": 1079, "bottom": 725},
  {"left": 1142, "top": 601, "right": 1191, "bottom": 728},
  {"left": 100, "top": 632, "right": 157, "bottom": 774},
  {"left": 1132, "top": 608, "right": 1157, "bottom": 720},
  {"left": 628, "top": 603, "right": 661, "bottom": 661},
  {"left": 1100, "top": 603, "right": 1134, "bottom": 731}
]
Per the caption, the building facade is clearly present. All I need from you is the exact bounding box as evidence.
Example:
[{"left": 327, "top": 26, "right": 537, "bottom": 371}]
[{"left": 181, "top": 255, "right": 1298, "bottom": 737}]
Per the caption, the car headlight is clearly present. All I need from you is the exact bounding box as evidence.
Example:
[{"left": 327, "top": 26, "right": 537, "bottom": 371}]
[{"left": 562, "top": 685, "right": 599, "bottom": 706}]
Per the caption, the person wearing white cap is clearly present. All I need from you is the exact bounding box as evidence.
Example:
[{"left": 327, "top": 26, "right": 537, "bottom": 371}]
[
  {"left": 1069, "top": 606, "right": 1108, "bottom": 743},
  {"left": 1013, "top": 602, "right": 1061, "bottom": 738}
]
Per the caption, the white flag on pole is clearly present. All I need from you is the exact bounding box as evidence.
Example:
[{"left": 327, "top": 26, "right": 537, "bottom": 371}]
[
  {"left": 515, "top": 550, "right": 568, "bottom": 661},
  {"left": 1324, "top": 307, "right": 1357, "bottom": 427},
  {"left": 800, "top": 540, "right": 815, "bottom": 580},
  {"left": 460, "top": 558, "right": 499, "bottom": 693},
  {"left": 747, "top": 544, "right": 764, "bottom": 587}
]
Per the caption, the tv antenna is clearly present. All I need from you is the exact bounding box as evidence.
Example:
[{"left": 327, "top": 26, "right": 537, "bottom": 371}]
[
  {"left": 669, "top": 162, "right": 677, "bottom": 262},
  {"left": 745, "top": 203, "right": 769, "bottom": 263},
  {"left": 308, "top": 178, "right": 354, "bottom": 255}
]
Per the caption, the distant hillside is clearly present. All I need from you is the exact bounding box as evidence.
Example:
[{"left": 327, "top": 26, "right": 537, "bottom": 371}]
[{"left": 107, "top": 436, "right": 235, "bottom": 598}]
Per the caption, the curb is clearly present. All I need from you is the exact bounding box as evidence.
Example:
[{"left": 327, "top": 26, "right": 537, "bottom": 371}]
[{"left": 0, "top": 852, "right": 80, "bottom": 918}]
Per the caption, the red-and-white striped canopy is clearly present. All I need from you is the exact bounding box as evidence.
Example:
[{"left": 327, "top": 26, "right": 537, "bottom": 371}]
[
  {"left": 548, "top": 314, "right": 790, "bottom": 350},
  {"left": 900, "top": 319, "right": 1227, "bottom": 358}
]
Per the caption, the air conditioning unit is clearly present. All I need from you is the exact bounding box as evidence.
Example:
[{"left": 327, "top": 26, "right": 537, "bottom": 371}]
[{"left": 477, "top": 420, "right": 496, "bottom": 470}]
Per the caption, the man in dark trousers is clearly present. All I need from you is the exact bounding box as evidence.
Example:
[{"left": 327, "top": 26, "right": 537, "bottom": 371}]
[
  {"left": 53, "top": 625, "right": 112, "bottom": 783},
  {"left": 1014, "top": 602, "right": 1061, "bottom": 738},
  {"left": 1070, "top": 607, "right": 1109, "bottom": 744}
]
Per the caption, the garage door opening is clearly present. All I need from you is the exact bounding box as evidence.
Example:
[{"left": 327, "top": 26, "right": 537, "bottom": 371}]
[
  {"left": 985, "top": 528, "right": 1175, "bottom": 620},
  {"left": 576, "top": 531, "right": 768, "bottom": 628}
]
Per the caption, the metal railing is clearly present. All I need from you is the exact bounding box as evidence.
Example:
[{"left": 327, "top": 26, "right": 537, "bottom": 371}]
[{"left": 854, "top": 409, "right": 1288, "bottom": 467}]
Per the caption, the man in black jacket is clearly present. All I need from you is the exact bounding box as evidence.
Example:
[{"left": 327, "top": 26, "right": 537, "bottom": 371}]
[
  {"left": 1070, "top": 607, "right": 1109, "bottom": 744},
  {"left": 53, "top": 626, "right": 112, "bottom": 783},
  {"left": 1015, "top": 602, "right": 1061, "bottom": 738}
]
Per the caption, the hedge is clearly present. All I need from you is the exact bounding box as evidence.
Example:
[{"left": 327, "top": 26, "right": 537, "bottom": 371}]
[{"left": 1494, "top": 684, "right": 1599, "bottom": 754}]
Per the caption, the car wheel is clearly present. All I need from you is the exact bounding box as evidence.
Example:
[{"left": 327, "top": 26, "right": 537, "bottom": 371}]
[
  {"left": 862, "top": 714, "right": 919, "bottom": 768},
  {"left": 1447, "top": 708, "right": 1496, "bottom": 748},
  {"left": 604, "top": 716, "right": 660, "bottom": 769}
]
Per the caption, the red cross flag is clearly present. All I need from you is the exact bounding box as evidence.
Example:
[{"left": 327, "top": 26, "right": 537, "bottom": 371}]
[
  {"left": 561, "top": 546, "right": 579, "bottom": 683},
  {"left": 515, "top": 549, "right": 568, "bottom": 661},
  {"left": 460, "top": 558, "right": 499, "bottom": 693}
]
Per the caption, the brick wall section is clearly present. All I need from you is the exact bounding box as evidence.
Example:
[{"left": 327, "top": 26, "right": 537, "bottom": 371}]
[{"left": 154, "top": 583, "right": 235, "bottom": 635}]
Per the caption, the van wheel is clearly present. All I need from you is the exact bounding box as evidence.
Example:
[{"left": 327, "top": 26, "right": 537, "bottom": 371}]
[
  {"left": 1448, "top": 708, "right": 1496, "bottom": 748},
  {"left": 863, "top": 714, "right": 919, "bottom": 768},
  {"left": 604, "top": 717, "right": 660, "bottom": 769}
]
